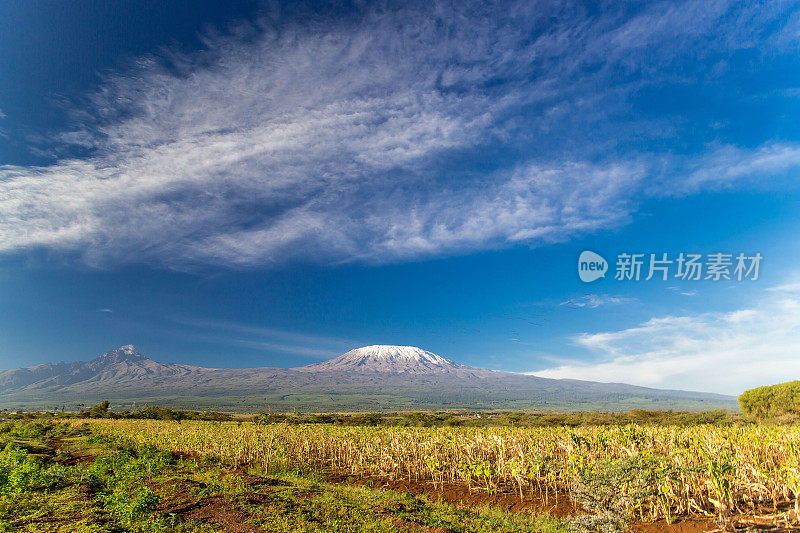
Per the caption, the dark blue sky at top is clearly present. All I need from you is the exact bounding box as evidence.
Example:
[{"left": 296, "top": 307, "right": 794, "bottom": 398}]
[
  {"left": 2, "top": 0, "right": 800, "bottom": 394},
  {"left": 0, "top": 0, "right": 264, "bottom": 165}
]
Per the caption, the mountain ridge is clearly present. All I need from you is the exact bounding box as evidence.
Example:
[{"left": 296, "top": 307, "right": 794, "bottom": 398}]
[
  {"left": 0, "top": 345, "right": 738, "bottom": 412},
  {"left": 0, "top": 345, "right": 209, "bottom": 393}
]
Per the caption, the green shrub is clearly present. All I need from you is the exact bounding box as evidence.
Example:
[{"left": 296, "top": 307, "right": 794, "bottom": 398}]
[
  {"left": 105, "top": 486, "right": 159, "bottom": 525},
  {"left": 89, "top": 400, "right": 111, "bottom": 418},
  {"left": 87, "top": 445, "right": 172, "bottom": 528},
  {"left": 0, "top": 443, "right": 63, "bottom": 494},
  {"left": 739, "top": 381, "right": 800, "bottom": 420},
  {"left": 8, "top": 421, "right": 50, "bottom": 439}
]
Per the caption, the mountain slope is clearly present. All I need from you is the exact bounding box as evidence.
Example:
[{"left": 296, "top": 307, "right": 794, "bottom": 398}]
[{"left": 0, "top": 345, "right": 738, "bottom": 412}]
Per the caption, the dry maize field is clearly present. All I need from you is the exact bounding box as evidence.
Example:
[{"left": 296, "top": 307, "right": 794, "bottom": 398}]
[{"left": 89, "top": 419, "right": 800, "bottom": 524}]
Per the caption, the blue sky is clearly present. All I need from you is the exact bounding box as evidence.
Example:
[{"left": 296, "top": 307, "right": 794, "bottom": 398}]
[{"left": 2, "top": 0, "right": 800, "bottom": 394}]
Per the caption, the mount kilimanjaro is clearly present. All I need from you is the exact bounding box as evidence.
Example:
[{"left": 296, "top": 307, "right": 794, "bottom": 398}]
[
  {"left": 0, "top": 345, "right": 737, "bottom": 412},
  {"left": 297, "top": 345, "right": 474, "bottom": 374}
]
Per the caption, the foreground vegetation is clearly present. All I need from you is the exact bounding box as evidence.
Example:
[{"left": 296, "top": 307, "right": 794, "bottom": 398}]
[
  {"left": 6, "top": 402, "right": 800, "bottom": 531},
  {"left": 86, "top": 417, "right": 800, "bottom": 530},
  {"left": 1, "top": 419, "right": 567, "bottom": 532}
]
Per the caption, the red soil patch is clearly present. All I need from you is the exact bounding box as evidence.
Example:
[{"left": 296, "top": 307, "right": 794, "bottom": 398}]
[
  {"left": 65, "top": 482, "right": 97, "bottom": 503},
  {"left": 59, "top": 450, "right": 96, "bottom": 466},
  {"left": 330, "top": 475, "right": 800, "bottom": 532},
  {"left": 632, "top": 516, "right": 800, "bottom": 532},
  {"left": 172, "top": 495, "right": 264, "bottom": 533},
  {"left": 153, "top": 471, "right": 300, "bottom": 533},
  {"left": 154, "top": 478, "right": 266, "bottom": 533},
  {"left": 328, "top": 474, "right": 578, "bottom": 517},
  {"left": 47, "top": 437, "right": 96, "bottom": 466},
  {"left": 370, "top": 501, "right": 455, "bottom": 532}
]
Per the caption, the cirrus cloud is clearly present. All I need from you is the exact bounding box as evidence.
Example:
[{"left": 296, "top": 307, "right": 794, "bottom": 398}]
[{"left": 1, "top": 0, "right": 800, "bottom": 269}]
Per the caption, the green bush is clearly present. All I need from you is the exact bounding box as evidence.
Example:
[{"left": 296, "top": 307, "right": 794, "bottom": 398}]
[
  {"left": 0, "top": 443, "right": 65, "bottom": 494},
  {"left": 739, "top": 381, "right": 800, "bottom": 420},
  {"left": 105, "top": 485, "right": 159, "bottom": 525},
  {"left": 88, "top": 449, "right": 136, "bottom": 480},
  {"left": 8, "top": 421, "right": 49, "bottom": 439},
  {"left": 89, "top": 400, "right": 111, "bottom": 418},
  {"left": 88, "top": 445, "right": 172, "bottom": 528}
]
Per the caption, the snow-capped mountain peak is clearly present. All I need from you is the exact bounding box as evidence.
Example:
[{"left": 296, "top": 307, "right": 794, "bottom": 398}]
[
  {"left": 351, "top": 345, "right": 452, "bottom": 364},
  {"left": 296, "top": 345, "right": 462, "bottom": 373},
  {"left": 93, "top": 344, "right": 143, "bottom": 361}
]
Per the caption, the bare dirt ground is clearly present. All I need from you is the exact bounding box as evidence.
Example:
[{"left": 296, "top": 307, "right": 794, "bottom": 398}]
[{"left": 327, "top": 473, "right": 578, "bottom": 517}]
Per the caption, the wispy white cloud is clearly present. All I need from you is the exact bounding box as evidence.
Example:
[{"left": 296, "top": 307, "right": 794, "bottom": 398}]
[
  {"left": 1, "top": 1, "right": 798, "bottom": 268},
  {"left": 560, "top": 294, "right": 636, "bottom": 309},
  {"left": 766, "top": 282, "right": 800, "bottom": 293},
  {"left": 658, "top": 143, "right": 800, "bottom": 195},
  {"left": 171, "top": 317, "right": 357, "bottom": 360},
  {"left": 532, "top": 283, "right": 800, "bottom": 394},
  {"left": 223, "top": 339, "right": 339, "bottom": 359},
  {"left": 666, "top": 286, "right": 698, "bottom": 296}
]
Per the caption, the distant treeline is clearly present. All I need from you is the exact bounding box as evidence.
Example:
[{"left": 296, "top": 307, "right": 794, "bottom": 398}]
[
  {"left": 4, "top": 402, "right": 743, "bottom": 426},
  {"left": 256, "top": 408, "right": 739, "bottom": 427},
  {"left": 739, "top": 381, "right": 800, "bottom": 420},
  {"left": 4, "top": 401, "right": 233, "bottom": 422}
]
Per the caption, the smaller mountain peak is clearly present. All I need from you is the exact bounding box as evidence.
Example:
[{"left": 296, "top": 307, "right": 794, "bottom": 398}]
[{"left": 94, "top": 345, "right": 146, "bottom": 364}]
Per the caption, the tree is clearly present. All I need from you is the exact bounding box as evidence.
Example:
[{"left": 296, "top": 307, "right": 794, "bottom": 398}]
[
  {"left": 739, "top": 381, "right": 800, "bottom": 420},
  {"left": 89, "top": 400, "right": 110, "bottom": 418}
]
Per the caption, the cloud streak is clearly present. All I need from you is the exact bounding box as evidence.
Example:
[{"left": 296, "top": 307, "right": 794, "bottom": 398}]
[
  {"left": 171, "top": 317, "right": 357, "bottom": 360},
  {"left": 533, "top": 283, "right": 800, "bottom": 394},
  {"left": 560, "top": 294, "right": 636, "bottom": 309},
  {"left": 1, "top": 1, "right": 799, "bottom": 268}
]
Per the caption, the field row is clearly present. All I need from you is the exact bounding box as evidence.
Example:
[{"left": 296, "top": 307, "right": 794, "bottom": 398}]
[{"left": 90, "top": 420, "right": 800, "bottom": 523}]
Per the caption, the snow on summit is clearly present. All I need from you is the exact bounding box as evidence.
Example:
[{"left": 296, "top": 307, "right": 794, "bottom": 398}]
[
  {"left": 352, "top": 345, "right": 453, "bottom": 365},
  {"left": 296, "top": 345, "right": 462, "bottom": 373}
]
